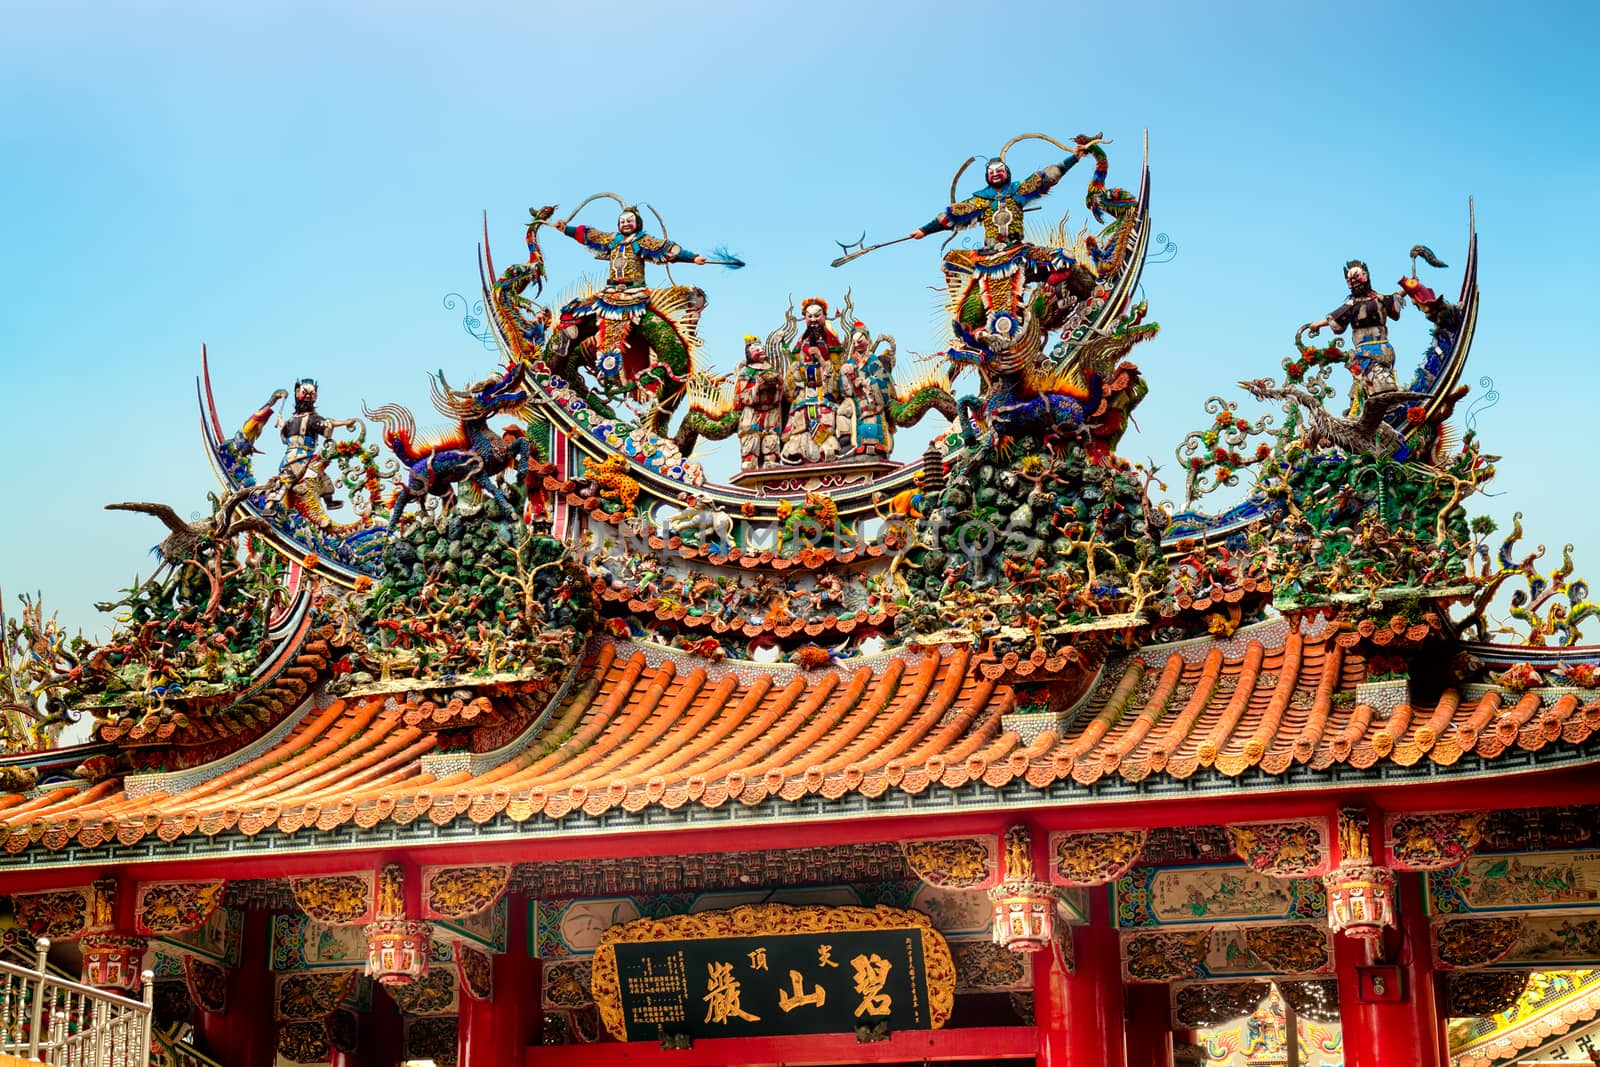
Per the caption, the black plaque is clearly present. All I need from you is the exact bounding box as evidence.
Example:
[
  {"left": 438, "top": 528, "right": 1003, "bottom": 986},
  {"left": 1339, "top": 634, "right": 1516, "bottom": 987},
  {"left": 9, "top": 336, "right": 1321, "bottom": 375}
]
[{"left": 611, "top": 927, "right": 932, "bottom": 1041}]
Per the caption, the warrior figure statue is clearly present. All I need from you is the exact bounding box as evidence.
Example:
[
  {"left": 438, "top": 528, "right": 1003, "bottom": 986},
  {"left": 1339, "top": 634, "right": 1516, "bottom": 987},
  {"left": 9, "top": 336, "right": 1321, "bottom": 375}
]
[
  {"left": 1309, "top": 259, "right": 1406, "bottom": 394},
  {"left": 548, "top": 203, "right": 712, "bottom": 407},
  {"left": 910, "top": 137, "right": 1097, "bottom": 346},
  {"left": 851, "top": 331, "right": 897, "bottom": 457},
  {"left": 278, "top": 379, "right": 356, "bottom": 510}
]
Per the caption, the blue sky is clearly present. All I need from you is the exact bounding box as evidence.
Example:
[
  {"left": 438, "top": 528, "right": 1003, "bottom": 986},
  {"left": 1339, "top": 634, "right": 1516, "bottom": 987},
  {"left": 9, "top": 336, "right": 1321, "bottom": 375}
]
[{"left": 2, "top": 1, "right": 1597, "bottom": 640}]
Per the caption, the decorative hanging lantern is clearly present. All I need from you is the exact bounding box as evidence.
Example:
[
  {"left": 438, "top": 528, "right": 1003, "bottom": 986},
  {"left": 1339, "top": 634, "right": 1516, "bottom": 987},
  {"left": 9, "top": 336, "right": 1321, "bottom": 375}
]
[
  {"left": 364, "top": 919, "right": 431, "bottom": 986},
  {"left": 987, "top": 880, "right": 1059, "bottom": 953},
  {"left": 1321, "top": 862, "right": 1396, "bottom": 939},
  {"left": 80, "top": 933, "right": 149, "bottom": 993}
]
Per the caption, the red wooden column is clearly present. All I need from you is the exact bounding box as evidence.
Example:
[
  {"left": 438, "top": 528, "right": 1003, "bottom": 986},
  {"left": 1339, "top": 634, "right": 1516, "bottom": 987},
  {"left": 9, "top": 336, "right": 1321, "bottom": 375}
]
[
  {"left": 460, "top": 895, "right": 541, "bottom": 1066},
  {"left": 198, "top": 907, "right": 276, "bottom": 1067},
  {"left": 1028, "top": 826, "right": 1069, "bottom": 1066},
  {"left": 1124, "top": 982, "right": 1174, "bottom": 1067},
  {"left": 1032, "top": 941, "right": 1071, "bottom": 1066},
  {"left": 364, "top": 981, "right": 407, "bottom": 1067},
  {"left": 1332, "top": 872, "right": 1444, "bottom": 1067},
  {"left": 1063, "top": 886, "right": 1127, "bottom": 1067}
]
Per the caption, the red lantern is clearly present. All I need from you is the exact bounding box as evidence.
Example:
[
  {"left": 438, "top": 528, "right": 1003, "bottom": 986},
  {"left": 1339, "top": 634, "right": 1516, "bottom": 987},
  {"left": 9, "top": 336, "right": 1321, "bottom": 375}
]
[
  {"left": 80, "top": 934, "right": 149, "bottom": 993},
  {"left": 1322, "top": 863, "right": 1396, "bottom": 939},
  {"left": 364, "top": 919, "right": 431, "bottom": 986},
  {"left": 987, "top": 881, "right": 1057, "bottom": 953}
]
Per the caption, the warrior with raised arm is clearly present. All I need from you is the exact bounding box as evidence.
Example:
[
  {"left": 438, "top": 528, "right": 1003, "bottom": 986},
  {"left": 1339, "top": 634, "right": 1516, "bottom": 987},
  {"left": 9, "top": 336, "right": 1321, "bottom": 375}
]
[
  {"left": 910, "top": 143, "right": 1090, "bottom": 252},
  {"left": 909, "top": 135, "right": 1101, "bottom": 358},
  {"left": 279, "top": 378, "right": 356, "bottom": 511},
  {"left": 550, "top": 204, "right": 710, "bottom": 386},
  {"left": 1309, "top": 259, "right": 1407, "bottom": 393}
]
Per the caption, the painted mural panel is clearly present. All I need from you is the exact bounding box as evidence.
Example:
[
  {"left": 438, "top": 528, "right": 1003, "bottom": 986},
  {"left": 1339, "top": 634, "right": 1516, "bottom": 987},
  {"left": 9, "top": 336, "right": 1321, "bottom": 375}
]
[
  {"left": 161, "top": 905, "right": 242, "bottom": 965},
  {"left": 1429, "top": 852, "right": 1600, "bottom": 915},
  {"left": 1116, "top": 866, "right": 1327, "bottom": 928},
  {"left": 433, "top": 895, "right": 507, "bottom": 952},
  {"left": 910, "top": 884, "right": 994, "bottom": 937},
  {"left": 1496, "top": 917, "right": 1600, "bottom": 969},
  {"left": 271, "top": 914, "right": 369, "bottom": 971}
]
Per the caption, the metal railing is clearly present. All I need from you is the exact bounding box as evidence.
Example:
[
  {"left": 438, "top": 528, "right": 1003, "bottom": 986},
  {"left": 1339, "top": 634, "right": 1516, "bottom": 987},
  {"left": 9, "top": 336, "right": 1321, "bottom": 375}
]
[{"left": 0, "top": 938, "right": 153, "bottom": 1066}]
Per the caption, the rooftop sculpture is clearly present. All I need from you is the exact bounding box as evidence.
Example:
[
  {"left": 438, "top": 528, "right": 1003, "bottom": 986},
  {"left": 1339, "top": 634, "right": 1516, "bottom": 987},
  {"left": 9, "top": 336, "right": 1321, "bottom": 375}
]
[{"left": 1, "top": 128, "right": 1589, "bottom": 828}]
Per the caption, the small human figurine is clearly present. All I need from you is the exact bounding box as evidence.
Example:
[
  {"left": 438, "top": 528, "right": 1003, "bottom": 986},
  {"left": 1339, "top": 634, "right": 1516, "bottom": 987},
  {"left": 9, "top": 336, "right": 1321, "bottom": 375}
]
[
  {"left": 1309, "top": 260, "right": 1406, "bottom": 393},
  {"left": 278, "top": 378, "right": 356, "bottom": 510},
  {"left": 833, "top": 326, "right": 871, "bottom": 455},
  {"left": 1002, "top": 826, "right": 1032, "bottom": 881},
  {"left": 733, "top": 336, "right": 784, "bottom": 470},
  {"left": 857, "top": 344, "right": 899, "bottom": 456}
]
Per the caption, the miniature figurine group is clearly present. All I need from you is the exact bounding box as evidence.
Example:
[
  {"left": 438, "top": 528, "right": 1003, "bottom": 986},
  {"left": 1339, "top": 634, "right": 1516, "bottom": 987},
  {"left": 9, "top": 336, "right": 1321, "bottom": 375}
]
[{"left": 734, "top": 301, "right": 900, "bottom": 471}]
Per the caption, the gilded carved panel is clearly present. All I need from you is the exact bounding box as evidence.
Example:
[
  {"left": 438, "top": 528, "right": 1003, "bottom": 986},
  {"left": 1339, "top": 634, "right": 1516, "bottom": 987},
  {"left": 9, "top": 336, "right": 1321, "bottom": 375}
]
[
  {"left": 1225, "top": 819, "right": 1330, "bottom": 878},
  {"left": 288, "top": 872, "right": 377, "bottom": 927},
  {"left": 10, "top": 887, "right": 92, "bottom": 940},
  {"left": 900, "top": 837, "right": 999, "bottom": 890},
  {"left": 421, "top": 864, "right": 511, "bottom": 920},
  {"left": 1385, "top": 812, "right": 1485, "bottom": 871},
  {"left": 1049, "top": 830, "right": 1147, "bottom": 887},
  {"left": 135, "top": 879, "right": 225, "bottom": 936}
]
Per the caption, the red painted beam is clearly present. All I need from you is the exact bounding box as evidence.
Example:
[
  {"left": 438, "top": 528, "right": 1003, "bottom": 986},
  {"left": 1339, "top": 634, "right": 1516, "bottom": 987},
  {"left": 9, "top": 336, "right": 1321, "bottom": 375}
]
[
  {"left": 524, "top": 1026, "right": 1034, "bottom": 1067},
  {"left": 5, "top": 762, "right": 1599, "bottom": 893}
]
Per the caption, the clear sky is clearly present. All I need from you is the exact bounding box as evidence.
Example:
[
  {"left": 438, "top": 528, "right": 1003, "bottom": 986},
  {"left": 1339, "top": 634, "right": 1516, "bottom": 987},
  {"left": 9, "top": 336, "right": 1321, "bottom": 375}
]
[{"left": 2, "top": 1, "right": 1598, "bottom": 641}]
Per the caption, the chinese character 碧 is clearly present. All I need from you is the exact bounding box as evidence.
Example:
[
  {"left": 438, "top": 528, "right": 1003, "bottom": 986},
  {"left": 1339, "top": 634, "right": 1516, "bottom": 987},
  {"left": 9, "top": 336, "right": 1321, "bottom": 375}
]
[{"left": 851, "top": 953, "right": 893, "bottom": 1017}]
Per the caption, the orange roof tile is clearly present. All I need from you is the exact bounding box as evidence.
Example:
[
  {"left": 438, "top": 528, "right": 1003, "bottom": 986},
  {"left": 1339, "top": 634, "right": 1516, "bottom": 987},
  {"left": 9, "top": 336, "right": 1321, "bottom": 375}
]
[{"left": 3, "top": 618, "right": 1600, "bottom": 860}]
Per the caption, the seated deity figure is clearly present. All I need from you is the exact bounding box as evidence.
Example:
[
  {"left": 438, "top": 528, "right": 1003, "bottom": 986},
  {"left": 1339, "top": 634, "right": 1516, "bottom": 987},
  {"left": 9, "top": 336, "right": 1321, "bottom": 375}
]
[
  {"left": 779, "top": 298, "right": 844, "bottom": 465},
  {"left": 734, "top": 335, "right": 784, "bottom": 470},
  {"left": 779, "top": 345, "right": 839, "bottom": 464}
]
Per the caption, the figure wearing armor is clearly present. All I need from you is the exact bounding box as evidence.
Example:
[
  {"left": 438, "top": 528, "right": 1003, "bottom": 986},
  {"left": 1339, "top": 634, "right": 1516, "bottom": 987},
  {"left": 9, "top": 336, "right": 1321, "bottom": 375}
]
[
  {"left": 853, "top": 344, "right": 895, "bottom": 457},
  {"left": 833, "top": 327, "right": 874, "bottom": 455},
  {"left": 913, "top": 154, "right": 1085, "bottom": 252},
  {"left": 553, "top": 206, "right": 709, "bottom": 388},
  {"left": 779, "top": 351, "right": 839, "bottom": 465},
  {"left": 278, "top": 379, "right": 354, "bottom": 510},
  {"left": 910, "top": 149, "right": 1091, "bottom": 343},
  {"left": 1312, "top": 260, "right": 1406, "bottom": 392}
]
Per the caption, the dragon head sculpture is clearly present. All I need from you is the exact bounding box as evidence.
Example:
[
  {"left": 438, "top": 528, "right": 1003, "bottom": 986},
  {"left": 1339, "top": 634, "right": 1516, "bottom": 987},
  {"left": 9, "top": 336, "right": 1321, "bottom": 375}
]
[{"left": 429, "top": 362, "right": 530, "bottom": 423}]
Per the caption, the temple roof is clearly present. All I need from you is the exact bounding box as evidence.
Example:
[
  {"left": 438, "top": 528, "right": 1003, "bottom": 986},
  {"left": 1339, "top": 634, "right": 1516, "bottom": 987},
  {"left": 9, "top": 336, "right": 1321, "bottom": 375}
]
[{"left": 3, "top": 617, "right": 1597, "bottom": 865}]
